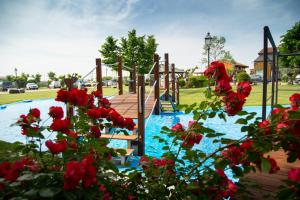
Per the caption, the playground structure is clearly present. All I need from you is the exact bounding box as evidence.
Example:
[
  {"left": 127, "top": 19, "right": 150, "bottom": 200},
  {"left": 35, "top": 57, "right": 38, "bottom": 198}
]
[{"left": 64, "top": 53, "right": 181, "bottom": 162}]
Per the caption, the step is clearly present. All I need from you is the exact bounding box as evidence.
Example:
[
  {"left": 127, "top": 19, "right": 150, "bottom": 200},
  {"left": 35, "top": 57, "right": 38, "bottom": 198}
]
[
  {"left": 101, "top": 134, "right": 138, "bottom": 141},
  {"left": 114, "top": 148, "right": 135, "bottom": 165}
]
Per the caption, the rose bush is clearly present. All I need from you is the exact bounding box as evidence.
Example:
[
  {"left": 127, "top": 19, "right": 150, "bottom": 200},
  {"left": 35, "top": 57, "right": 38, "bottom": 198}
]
[{"left": 0, "top": 61, "right": 299, "bottom": 199}]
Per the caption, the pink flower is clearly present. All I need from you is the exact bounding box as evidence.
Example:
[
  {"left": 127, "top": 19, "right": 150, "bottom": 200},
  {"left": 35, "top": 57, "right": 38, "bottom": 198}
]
[{"left": 288, "top": 168, "right": 300, "bottom": 183}]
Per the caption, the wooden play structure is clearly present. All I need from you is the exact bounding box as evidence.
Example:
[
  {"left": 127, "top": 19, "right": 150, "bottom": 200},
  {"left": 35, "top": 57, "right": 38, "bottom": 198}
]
[{"left": 65, "top": 53, "right": 181, "bottom": 164}]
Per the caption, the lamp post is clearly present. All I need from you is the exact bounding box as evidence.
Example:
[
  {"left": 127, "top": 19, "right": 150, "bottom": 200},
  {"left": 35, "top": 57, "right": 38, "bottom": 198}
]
[
  {"left": 205, "top": 32, "right": 213, "bottom": 68},
  {"left": 14, "top": 68, "right": 18, "bottom": 88}
]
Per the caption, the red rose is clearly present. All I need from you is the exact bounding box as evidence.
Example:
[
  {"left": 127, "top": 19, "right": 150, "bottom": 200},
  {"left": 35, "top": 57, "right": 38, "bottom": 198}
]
[
  {"left": 66, "top": 130, "right": 78, "bottom": 139},
  {"left": 87, "top": 108, "right": 102, "bottom": 119},
  {"left": 289, "top": 93, "right": 300, "bottom": 109},
  {"left": 45, "top": 140, "right": 68, "bottom": 154},
  {"left": 204, "top": 61, "right": 231, "bottom": 82},
  {"left": 172, "top": 123, "right": 185, "bottom": 132},
  {"left": 50, "top": 119, "right": 70, "bottom": 133},
  {"left": 100, "top": 98, "right": 110, "bottom": 106},
  {"left": 240, "top": 139, "right": 253, "bottom": 150},
  {"left": 125, "top": 118, "right": 135, "bottom": 130},
  {"left": 237, "top": 81, "right": 252, "bottom": 98},
  {"left": 56, "top": 89, "right": 69, "bottom": 102},
  {"left": 29, "top": 108, "right": 40, "bottom": 118},
  {"left": 259, "top": 120, "right": 271, "bottom": 134},
  {"left": 68, "top": 88, "right": 89, "bottom": 107},
  {"left": 267, "top": 156, "right": 280, "bottom": 174},
  {"left": 92, "top": 90, "right": 102, "bottom": 98},
  {"left": 49, "top": 106, "right": 64, "bottom": 119},
  {"left": 215, "top": 80, "right": 232, "bottom": 95},
  {"left": 223, "top": 91, "right": 245, "bottom": 116},
  {"left": 276, "top": 123, "right": 289, "bottom": 132},
  {"left": 288, "top": 168, "right": 300, "bottom": 183},
  {"left": 90, "top": 125, "right": 101, "bottom": 138}
]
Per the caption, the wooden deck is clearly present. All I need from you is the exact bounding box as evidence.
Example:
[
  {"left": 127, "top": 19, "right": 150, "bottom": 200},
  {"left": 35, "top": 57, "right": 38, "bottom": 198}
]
[
  {"left": 110, "top": 93, "right": 155, "bottom": 119},
  {"left": 238, "top": 150, "right": 300, "bottom": 199}
]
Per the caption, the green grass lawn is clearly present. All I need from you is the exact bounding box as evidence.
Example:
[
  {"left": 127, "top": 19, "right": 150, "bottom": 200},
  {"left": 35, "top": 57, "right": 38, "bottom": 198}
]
[
  {"left": 0, "top": 84, "right": 299, "bottom": 106},
  {"left": 180, "top": 84, "right": 300, "bottom": 106},
  {"left": 0, "top": 87, "right": 119, "bottom": 105}
]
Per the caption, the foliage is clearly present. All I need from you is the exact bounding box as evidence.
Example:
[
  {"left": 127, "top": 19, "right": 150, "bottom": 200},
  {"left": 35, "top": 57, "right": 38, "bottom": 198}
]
[
  {"left": 279, "top": 21, "right": 300, "bottom": 69},
  {"left": 100, "top": 29, "right": 158, "bottom": 74},
  {"left": 182, "top": 66, "right": 198, "bottom": 80},
  {"left": 186, "top": 76, "right": 208, "bottom": 88},
  {"left": 102, "top": 76, "right": 112, "bottom": 81},
  {"left": 1, "top": 62, "right": 300, "bottom": 199},
  {"left": 47, "top": 72, "right": 58, "bottom": 84},
  {"left": 279, "top": 21, "right": 300, "bottom": 84},
  {"left": 178, "top": 78, "right": 185, "bottom": 88},
  {"left": 99, "top": 36, "right": 120, "bottom": 71},
  {"left": 237, "top": 71, "right": 251, "bottom": 83},
  {"left": 201, "top": 35, "right": 234, "bottom": 65}
]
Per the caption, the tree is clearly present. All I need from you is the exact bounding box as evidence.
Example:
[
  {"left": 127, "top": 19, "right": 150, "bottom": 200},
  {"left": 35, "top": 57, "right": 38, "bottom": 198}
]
[
  {"left": 48, "top": 72, "right": 58, "bottom": 82},
  {"left": 100, "top": 29, "right": 158, "bottom": 74},
  {"left": 6, "top": 75, "right": 15, "bottom": 82},
  {"left": 279, "top": 21, "right": 300, "bottom": 84},
  {"left": 32, "top": 73, "right": 41, "bottom": 84},
  {"left": 99, "top": 36, "right": 120, "bottom": 71},
  {"left": 202, "top": 35, "right": 234, "bottom": 66}
]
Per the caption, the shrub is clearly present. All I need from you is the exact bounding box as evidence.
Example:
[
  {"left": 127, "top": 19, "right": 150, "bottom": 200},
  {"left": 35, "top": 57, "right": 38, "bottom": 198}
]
[
  {"left": 187, "top": 76, "right": 208, "bottom": 88},
  {"left": 178, "top": 78, "right": 185, "bottom": 88},
  {"left": 237, "top": 72, "right": 251, "bottom": 83}
]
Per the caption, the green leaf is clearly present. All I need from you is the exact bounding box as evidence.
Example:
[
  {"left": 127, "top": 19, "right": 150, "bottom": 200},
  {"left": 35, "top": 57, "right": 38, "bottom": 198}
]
[
  {"left": 237, "top": 111, "right": 248, "bottom": 116},
  {"left": 39, "top": 187, "right": 61, "bottom": 198},
  {"left": 221, "top": 138, "right": 235, "bottom": 144},
  {"left": 162, "top": 146, "right": 169, "bottom": 150},
  {"left": 235, "top": 118, "right": 248, "bottom": 124},
  {"left": 261, "top": 157, "right": 271, "bottom": 173},
  {"left": 287, "top": 152, "right": 297, "bottom": 163}
]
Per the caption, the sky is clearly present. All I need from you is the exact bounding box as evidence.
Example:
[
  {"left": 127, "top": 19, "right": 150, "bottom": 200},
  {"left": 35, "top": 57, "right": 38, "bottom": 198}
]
[{"left": 0, "top": 0, "right": 299, "bottom": 80}]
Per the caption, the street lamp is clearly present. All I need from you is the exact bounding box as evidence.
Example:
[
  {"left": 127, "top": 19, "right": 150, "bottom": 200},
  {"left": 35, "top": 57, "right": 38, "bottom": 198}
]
[
  {"left": 14, "top": 68, "right": 18, "bottom": 77},
  {"left": 205, "top": 32, "right": 213, "bottom": 68}
]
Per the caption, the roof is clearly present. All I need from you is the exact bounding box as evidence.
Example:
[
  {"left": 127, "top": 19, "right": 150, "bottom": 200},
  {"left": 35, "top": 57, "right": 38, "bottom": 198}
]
[
  {"left": 254, "top": 54, "right": 273, "bottom": 62},
  {"left": 158, "top": 64, "right": 184, "bottom": 74},
  {"left": 258, "top": 48, "right": 275, "bottom": 55},
  {"left": 234, "top": 62, "right": 249, "bottom": 68}
]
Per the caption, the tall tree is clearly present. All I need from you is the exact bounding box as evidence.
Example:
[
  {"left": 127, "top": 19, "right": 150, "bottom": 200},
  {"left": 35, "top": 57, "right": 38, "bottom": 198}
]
[
  {"left": 279, "top": 21, "right": 300, "bottom": 84},
  {"left": 48, "top": 71, "right": 57, "bottom": 82},
  {"left": 100, "top": 29, "right": 158, "bottom": 74},
  {"left": 202, "top": 35, "right": 234, "bottom": 65},
  {"left": 32, "top": 73, "right": 41, "bottom": 84},
  {"left": 99, "top": 36, "right": 120, "bottom": 71}
]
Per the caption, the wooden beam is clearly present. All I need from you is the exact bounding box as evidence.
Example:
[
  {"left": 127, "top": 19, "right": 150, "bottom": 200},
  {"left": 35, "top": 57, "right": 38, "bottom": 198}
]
[
  {"left": 154, "top": 54, "right": 160, "bottom": 115},
  {"left": 164, "top": 53, "right": 169, "bottom": 100},
  {"left": 171, "top": 63, "right": 175, "bottom": 102},
  {"left": 132, "top": 66, "right": 137, "bottom": 94},
  {"left": 118, "top": 57, "right": 123, "bottom": 95},
  {"left": 96, "top": 58, "right": 103, "bottom": 96},
  {"left": 176, "top": 78, "right": 180, "bottom": 105},
  {"left": 137, "top": 75, "right": 145, "bottom": 156}
]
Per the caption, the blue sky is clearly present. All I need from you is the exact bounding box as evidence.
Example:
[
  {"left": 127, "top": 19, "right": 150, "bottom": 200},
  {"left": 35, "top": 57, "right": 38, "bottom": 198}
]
[{"left": 0, "top": 0, "right": 299, "bottom": 79}]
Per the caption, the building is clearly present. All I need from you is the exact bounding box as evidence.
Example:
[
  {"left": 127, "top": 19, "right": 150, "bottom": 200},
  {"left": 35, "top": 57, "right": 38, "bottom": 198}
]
[
  {"left": 253, "top": 48, "right": 274, "bottom": 81},
  {"left": 222, "top": 60, "right": 249, "bottom": 75}
]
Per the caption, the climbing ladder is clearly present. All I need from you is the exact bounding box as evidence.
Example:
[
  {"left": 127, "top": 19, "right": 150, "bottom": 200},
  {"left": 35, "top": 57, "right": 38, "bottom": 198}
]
[{"left": 159, "top": 93, "right": 178, "bottom": 112}]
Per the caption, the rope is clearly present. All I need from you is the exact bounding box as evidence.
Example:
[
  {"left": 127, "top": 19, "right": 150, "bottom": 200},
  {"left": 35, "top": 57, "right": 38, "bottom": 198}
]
[
  {"left": 145, "top": 81, "right": 157, "bottom": 105},
  {"left": 79, "top": 67, "right": 96, "bottom": 81},
  {"left": 122, "top": 65, "right": 133, "bottom": 71},
  {"left": 146, "top": 62, "right": 156, "bottom": 77},
  {"left": 145, "top": 99, "right": 157, "bottom": 128}
]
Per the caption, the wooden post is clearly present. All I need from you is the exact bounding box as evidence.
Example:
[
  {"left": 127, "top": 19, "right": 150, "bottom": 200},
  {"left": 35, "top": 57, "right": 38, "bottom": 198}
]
[
  {"left": 171, "top": 63, "right": 175, "bottom": 102},
  {"left": 118, "top": 57, "right": 123, "bottom": 95},
  {"left": 154, "top": 54, "right": 160, "bottom": 115},
  {"left": 96, "top": 58, "right": 103, "bottom": 96},
  {"left": 137, "top": 75, "right": 145, "bottom": 156},
  {"left": 176, "top": 78, "right": 180, "bottom": 105},
  {"left": 133, "top": 66, "right": 137, "bottom": 94},
  {"left": 164, "top": 53, "right": 169, "bottom": 100},
  {"left": 64, "top": 78, "right": 73, "bottom": 118}
]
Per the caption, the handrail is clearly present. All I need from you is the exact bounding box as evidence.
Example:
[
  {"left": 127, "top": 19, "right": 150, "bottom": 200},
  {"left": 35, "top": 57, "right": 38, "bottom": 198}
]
[
  {"left": 145, "top": 99, "right": 157, "bottom": 128},
  {"left": 144, "top": 81, "right": 157, "bottom": 105}
]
